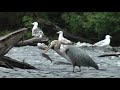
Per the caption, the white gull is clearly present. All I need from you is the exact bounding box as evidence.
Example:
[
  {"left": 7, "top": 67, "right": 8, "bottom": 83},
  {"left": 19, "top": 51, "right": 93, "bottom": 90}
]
[
  {"left": 31, "top": 22, "right": 44, "bottom": 38},
  {"left": 57, "top": 31, "right": 73, "bottom": 45},
  {"left": 93, "top": 35, "right": 112, "bottom": 47}
]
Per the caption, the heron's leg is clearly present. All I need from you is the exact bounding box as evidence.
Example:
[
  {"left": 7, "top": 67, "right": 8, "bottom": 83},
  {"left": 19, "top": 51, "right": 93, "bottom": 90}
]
[
  {"left": 73, "top": 65, "right": 75, "bottom": 72},
  {"left": 79, "top": 66, "right": 81, "bottom": 72}
]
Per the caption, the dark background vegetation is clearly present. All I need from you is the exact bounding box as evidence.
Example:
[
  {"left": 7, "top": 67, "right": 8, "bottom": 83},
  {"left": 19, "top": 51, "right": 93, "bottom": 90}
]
[{"left": 0, "top": 12, "right": 120, "bottom": 46}]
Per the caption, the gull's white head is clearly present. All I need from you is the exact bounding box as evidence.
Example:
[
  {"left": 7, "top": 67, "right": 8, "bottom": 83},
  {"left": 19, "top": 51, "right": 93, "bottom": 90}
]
[
  {"left": 105, "top": 35, "right": 112, "bottom": 39},
  {"left": 57, "top": 31, "right": 63, "bottom": 34},
  {"left": 31, "top": 22, "right": 38, "bottom": 26}
]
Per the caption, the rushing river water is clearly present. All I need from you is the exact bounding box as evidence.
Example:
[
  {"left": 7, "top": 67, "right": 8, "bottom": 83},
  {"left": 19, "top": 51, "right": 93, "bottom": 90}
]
[{"left": 1, "top": 45, "right": 120, "bottom": 78}]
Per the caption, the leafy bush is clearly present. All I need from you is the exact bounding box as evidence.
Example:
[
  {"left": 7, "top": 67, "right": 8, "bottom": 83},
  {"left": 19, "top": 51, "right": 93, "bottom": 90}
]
[
  {"left": 22, "top": 16, "right": 33, "bottom": 29},
  {"left": 62, "top": 12, "right": 120, "bottom": 39}
]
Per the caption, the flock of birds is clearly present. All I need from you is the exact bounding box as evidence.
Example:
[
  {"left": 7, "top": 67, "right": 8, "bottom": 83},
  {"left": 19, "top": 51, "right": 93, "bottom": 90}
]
[{"left": 31, "top": 22, "right": 112, "bottom": 72}]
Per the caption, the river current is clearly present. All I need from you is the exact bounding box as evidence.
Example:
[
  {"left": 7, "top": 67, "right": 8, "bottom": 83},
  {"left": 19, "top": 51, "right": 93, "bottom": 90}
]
[{"left": 0, "top": 45, "right": 120, "bottom": 78}]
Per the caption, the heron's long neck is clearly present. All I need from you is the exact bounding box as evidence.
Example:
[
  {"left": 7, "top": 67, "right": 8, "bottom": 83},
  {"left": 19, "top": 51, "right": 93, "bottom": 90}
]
[
  {"left": 54, "top": 41, "right": 61, "bottom": 50},
  {"left": 54, "top": 41, "right": 71, "bottom": 63},
  {"left": 56, "top": 49, "right": 72, "bottom": 63},
  {"left": 58, "top": 33, "right": 63, "bottom": 41}
]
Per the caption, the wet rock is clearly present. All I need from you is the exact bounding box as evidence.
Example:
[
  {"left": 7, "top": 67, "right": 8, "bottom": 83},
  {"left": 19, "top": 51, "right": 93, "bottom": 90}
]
[{"left": 53, "top": 61, "right": 72, "bottom": 65}]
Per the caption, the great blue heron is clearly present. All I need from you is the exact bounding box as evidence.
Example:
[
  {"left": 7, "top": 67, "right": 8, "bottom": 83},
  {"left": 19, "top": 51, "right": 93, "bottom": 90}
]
[
  {"left": 93, "top": 35, "right": 112, "bottom": 47},
  {"left": 57, "top": 31, "right": 73, "bottom": 45},
  {"left": 31, "top": 22, "right": 44, "bottom": 38},
  {"left": 44, "top": 40, "right": 99, "bottom": 72}
]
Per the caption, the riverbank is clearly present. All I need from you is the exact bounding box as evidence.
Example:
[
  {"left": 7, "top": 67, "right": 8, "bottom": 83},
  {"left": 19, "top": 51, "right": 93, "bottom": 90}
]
[{"left": 0, "top": 45, "right": 119, "bottom": 78}]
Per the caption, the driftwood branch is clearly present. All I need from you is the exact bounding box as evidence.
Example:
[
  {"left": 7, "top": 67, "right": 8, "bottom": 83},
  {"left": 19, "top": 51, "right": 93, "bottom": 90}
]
[
  {"left": 15, "top": 36, "right": 49, "bottom": 47},
  {"left": 0, "top": 56, "right": 37, "bottom": 69},
  {"left": 0, "top": 28, "right": 37, "bottom": 69},
  {"left": 0, "top": 28, "right": 27, "bottom": 56},
  {"left": 38, "top": 18, "right": 92, "bottom": 43},
  {"left": 98, "top": 53, "right": 120, "bottom": 57}
]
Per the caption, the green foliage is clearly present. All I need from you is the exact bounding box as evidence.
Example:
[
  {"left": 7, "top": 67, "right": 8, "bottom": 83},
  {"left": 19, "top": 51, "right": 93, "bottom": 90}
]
[
  {"left": 21, "top": 15, "right": 34, "bottom": 39},
  {"left": 62, "top": 12, "right": 120, "bottom": 39},
  {"left": 35, "top": 12, "right": 64, "bottom": 27},
  {"left": 1, "top": 12, "right": 120, "bottom": 46},
  {"left": 22, "top": 15, "right": 33, "bottom": 29},
  {"left": 20, "top": 12, "right": 120, "bottom": 42},
  {"left": 62, "top": 12, "right": 84, "bottom": 34},
  {"left": 23, "top": 30, "right": 32, "bottom": 39}
]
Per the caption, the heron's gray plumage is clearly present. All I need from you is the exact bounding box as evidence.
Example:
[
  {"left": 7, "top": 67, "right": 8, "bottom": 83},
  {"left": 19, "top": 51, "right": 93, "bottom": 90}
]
[{"left": 65, "top": 46, "right": 99, "bottom": 71}]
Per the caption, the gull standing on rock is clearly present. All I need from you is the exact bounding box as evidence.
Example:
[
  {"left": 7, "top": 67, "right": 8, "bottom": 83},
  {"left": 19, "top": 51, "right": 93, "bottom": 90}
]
[
  {"left": 57, "top": 31, "right": 73, "bottom": 45},
  {"left": 31, "top": 22, "right": 44, "bottom": 38},
  {"left": 31, "top": 22, "right": 47, "bottom": 50},
  {"left": 93, "top": 35, "right": 112, "bottom": 47}
]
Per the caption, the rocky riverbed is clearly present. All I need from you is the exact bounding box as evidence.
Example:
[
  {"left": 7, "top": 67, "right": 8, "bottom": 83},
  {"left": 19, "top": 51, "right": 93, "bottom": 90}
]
[{"left": 0, "top": 45, "right": 120, "bottom": 78}]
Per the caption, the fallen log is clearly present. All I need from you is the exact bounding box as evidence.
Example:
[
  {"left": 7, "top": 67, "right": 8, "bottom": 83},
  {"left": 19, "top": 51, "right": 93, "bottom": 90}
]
[
  {"left": 0, "top": 28, "right": 27, "bottom": 56},
  {"left": 98, "top": 53, "right": 120, "bottom": 57},
  {"left": 0, "top": 28, "right": 37, "bottom": 69},
  {"left": 15, "top": 36, "right": 49, "bottom": 47},
  {"left": 38, "top": 18, "right": 92, "bottom": 43},
  {"left": 0, "top": 56, "right": 37, "bottom": 69},
  {"left": 0, "top": 60, "right": 14, "bottom": 69}
]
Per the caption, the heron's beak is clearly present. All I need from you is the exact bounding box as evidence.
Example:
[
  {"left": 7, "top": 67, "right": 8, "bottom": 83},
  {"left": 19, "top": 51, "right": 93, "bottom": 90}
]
[
  {"left": 110, "top": 36, "right": 112, "bottom": 38},
  {"left": 31, "top": 23, "right": 34, "bottom": 25}
]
